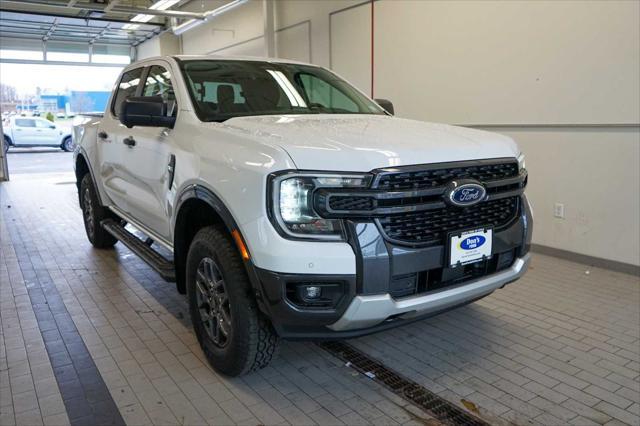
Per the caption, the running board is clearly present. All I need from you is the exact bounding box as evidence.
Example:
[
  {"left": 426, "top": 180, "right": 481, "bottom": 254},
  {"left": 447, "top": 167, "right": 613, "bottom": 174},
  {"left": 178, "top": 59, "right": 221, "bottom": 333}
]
[{"left": 101, "top": 219, "right": 176, "bottom": 282}]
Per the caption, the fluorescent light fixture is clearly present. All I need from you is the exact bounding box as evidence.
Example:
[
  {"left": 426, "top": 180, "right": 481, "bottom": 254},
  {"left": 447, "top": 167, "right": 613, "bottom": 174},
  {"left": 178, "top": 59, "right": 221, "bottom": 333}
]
[
  {"left": 127, "top": 0, "right": 181, "bottom": 25},
  {"left": 173, "top": 0, "right": 248, "bottom": 35},
  {"left": 150, "top": 0, "right": 180, "bottom": 10}
]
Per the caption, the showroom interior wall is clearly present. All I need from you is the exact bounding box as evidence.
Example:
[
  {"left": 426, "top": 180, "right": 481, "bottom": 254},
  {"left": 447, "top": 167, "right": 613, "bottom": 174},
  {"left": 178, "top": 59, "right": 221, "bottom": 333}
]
[{"left": 137, "top": 0, "right": 639, "bottom": 269}]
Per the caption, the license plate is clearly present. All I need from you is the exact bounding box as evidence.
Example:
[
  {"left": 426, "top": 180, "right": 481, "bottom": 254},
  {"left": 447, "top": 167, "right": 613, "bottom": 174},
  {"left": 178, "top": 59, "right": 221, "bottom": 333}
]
[{"left": 449, "top": 228, "right": 492, "bottom": 267}]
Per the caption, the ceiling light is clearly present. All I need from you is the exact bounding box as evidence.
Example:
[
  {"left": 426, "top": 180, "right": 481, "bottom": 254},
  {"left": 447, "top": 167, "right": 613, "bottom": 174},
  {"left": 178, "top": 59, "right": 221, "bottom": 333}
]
[
  {"left": 149, "top": 0, "right": 180, "bottom": 10},
  {"left": 127, "top": 0, "right": 181, "bottom": 25},
  {"left": 173, "top": 0, "right": 248, "bottom": 35}
]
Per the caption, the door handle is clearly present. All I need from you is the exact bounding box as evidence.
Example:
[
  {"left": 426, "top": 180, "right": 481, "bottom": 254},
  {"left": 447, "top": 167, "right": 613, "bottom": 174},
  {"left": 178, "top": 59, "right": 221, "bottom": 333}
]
[
  {"left": 98, "top": 131, "right": 108, "bottom": 140},
  {"left": 123, "top": 137, "right": 136, "bottom": 147}
]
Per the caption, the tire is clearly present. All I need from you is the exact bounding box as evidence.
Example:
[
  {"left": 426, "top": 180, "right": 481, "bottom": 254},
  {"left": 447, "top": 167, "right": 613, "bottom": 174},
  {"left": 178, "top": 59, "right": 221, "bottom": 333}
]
[
  {"left": 61, "top": 136, "right": 75, "bottom": 152},
  {"left": 3, "top": 136, "right": 10, "bottom": 154},
  {"left": 80, "top": 173, "right": 117, "bottom": 248},
  {"left": 186, "top": 226, "right": 278, "bottom": 376}
]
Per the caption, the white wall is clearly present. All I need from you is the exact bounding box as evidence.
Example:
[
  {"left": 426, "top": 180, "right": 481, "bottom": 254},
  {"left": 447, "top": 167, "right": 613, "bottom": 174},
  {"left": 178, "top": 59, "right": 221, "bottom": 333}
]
[
  {"left": 136, "top": 32, "right": 180, "bottom": 59},
  {"left": 138, "top": 0, "right": 640, "bottom": 267}
]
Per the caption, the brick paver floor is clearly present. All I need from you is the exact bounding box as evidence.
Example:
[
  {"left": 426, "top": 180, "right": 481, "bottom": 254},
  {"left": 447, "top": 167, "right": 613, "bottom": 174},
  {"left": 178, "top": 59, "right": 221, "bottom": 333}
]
[{"left": 1, "top": 173, "right": 638, "bottom": 426}]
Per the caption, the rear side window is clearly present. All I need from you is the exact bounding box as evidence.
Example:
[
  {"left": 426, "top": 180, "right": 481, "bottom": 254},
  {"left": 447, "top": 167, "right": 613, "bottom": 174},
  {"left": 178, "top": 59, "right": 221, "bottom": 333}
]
[
  {"left": 15, "top": 119, "right": 35, "bottom": 127},
  {"left": 111, "top": 68, "right": 143, "bottom": 117}
]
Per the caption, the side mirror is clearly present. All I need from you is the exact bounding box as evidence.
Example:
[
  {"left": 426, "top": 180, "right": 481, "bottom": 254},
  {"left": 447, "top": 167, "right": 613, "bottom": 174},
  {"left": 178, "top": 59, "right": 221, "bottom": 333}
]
[
  {"left": 49, "top": 124, "right": 56, "bottom": 129},
  {"left": 375, "top": 98, "right": 394, "bottom": 115},
  {"left": 119, "top": 96, "right": 176, "bottom": 129}
]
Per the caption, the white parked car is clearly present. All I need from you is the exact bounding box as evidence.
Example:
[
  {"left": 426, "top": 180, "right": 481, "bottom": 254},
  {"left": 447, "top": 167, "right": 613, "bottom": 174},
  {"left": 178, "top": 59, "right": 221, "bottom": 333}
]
[
  {"left": 3, "top": 116, "right": 74, "bottom": 152},
  {"left": 73, "top": 56, "right": 532, "bottom": 376}
]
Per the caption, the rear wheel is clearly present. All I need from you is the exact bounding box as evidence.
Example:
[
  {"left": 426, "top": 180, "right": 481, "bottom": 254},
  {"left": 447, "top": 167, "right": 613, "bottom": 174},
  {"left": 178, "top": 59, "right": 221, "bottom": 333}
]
[
  {"left": 3, "top": 136, "right": 10, "bottom": 154},
  {"left": 80, "top": 174, "right": 117, "bottom": 248},
  {"left": 61, "top": 136, "right": 75, "bottom": 152},
  {"left": 186, "top": 226, "right": 278, "bottom": 376}
]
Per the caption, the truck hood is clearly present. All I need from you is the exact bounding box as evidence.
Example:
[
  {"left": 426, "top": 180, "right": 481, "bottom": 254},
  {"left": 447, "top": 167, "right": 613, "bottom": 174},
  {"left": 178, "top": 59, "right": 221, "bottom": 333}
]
[{"left": 223, "top": 114, "right": 519, "bottom": 171}]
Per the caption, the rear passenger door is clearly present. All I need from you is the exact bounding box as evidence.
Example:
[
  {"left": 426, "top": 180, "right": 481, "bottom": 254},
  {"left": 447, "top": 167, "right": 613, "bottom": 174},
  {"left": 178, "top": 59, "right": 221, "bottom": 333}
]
[
  {"left": 117, "top": 62, "right": 178, "bottom": 241},
  {"left": 97, "top": 66, "right": 144, "bottom": 213},
  {"left": 12, "top": 119, "right": 38, "bottom": 145}
]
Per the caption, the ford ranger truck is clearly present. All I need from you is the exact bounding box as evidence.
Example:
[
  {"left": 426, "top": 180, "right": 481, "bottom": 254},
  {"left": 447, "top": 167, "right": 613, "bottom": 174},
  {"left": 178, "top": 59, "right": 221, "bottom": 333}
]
[{"left": 73, "top": 56, "right": 532, "bottom": 376}]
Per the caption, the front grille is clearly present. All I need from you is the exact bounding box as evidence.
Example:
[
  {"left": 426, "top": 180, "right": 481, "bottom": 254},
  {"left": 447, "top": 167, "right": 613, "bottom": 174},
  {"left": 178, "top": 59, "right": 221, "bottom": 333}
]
[
  {"left": 329, "top": 195, "right": 375, "bottom": 211},
  {"left": 376, "top": 162, "right": 518, "bottom": 191},
  {"left": 389, "top": 249, "right": 516, "bottom": 298},
  {"left": 378, "top": 197, "right": 519, "bottom": 245}
]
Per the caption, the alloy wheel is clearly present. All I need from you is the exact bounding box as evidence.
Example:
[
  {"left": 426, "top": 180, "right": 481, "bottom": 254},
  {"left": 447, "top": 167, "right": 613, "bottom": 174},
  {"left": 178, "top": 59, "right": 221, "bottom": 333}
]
[
  {"left": 195, "top": 257, "right": 232, "bottom": 347},
  {"left": 83, "top": 186, "right": 94, "bottom": 238}
]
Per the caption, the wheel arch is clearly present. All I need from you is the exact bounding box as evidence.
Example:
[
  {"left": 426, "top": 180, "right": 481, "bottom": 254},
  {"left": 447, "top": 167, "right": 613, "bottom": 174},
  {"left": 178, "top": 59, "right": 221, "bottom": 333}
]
[{"left": 173, "top": 185, "right": 259, "bottom": 298}]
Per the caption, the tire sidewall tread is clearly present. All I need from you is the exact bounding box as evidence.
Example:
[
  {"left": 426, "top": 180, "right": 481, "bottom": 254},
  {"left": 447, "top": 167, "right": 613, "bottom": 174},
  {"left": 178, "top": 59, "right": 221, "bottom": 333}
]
[{"left": 186, "top": 226, "right": 278, "bottom": 376}]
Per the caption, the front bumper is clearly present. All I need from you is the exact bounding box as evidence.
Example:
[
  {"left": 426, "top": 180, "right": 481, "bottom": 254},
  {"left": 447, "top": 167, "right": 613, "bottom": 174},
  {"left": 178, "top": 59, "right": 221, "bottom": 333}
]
[
  {"left": 251, "top": 194, "right": 533, "bottom": 339},
  {"left": 329, "top": 254, "right": 529, "bottom": 331}
]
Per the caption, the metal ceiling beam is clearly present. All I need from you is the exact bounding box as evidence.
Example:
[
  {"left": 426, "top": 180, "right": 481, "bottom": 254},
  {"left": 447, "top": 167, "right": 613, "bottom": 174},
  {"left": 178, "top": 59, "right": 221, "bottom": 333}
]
[
  {"left": 42, "top": 18, "right": 58, "bottom": 40},
  {"left": 1, "top": 0, "right": 205, "bottom": 19},
  {"left": 0, "top": 30, "right": 134, "bottom": 43},
  {"left": 104, "top": 0, "right": 120, "bottom": 13},
  {"left": 89, "top": 23, "right": 110, "bottom": 44},
  {"left": 0, "top": 58, "right": 126, "bottom": 67},
  {"left": 0, "top": 8, "right": 165, "bottom": 26}
]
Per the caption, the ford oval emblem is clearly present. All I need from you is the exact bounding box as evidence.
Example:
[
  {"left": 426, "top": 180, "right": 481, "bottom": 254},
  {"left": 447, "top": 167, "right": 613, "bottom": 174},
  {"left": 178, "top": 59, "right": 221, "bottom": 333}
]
[
  {"left": 460, "top": 235, "right": 486, "bottom": 250},
  {"left": 446, "top": 181, "right": 487, "bottom": 207}
]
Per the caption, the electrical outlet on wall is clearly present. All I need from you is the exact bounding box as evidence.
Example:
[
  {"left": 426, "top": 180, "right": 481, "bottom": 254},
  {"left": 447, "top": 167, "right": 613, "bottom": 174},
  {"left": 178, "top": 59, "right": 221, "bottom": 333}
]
[{"left": 554, "top": 203, "right": 565, "bottom": 219}]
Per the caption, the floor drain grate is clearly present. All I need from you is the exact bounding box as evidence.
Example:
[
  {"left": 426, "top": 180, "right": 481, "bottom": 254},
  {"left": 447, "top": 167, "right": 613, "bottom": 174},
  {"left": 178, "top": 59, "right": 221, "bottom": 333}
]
[{"left": 319, "top": 341, "right": 490, "bottom": 426}]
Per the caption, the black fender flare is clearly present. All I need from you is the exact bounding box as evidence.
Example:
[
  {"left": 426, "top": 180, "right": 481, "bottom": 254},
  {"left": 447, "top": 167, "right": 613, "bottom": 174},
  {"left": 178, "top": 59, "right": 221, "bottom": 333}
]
[
  {"left": 75, "top": 146, "right": 103, "bottom": 206},
  {"left": 172, "top": 184, "right": 268, "bottom": 314}
]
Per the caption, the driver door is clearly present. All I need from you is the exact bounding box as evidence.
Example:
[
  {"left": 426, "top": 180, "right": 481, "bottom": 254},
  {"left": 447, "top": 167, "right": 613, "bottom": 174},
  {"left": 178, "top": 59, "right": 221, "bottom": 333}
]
[
  {"left": 117, "top": 62, "right": 178, "bottom": 241},
  {"left": 97, "top": 66, "right": 145, "bottom": 213},
  {"left": 35, "top": 119, "right": 60, "bottom": 146}
]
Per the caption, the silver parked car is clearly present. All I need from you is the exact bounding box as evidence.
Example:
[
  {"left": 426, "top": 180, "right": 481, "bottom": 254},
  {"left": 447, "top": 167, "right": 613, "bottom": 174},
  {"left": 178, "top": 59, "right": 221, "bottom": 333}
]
[{"left": 3, "top": 116, "right": 74, "bottom": 153}]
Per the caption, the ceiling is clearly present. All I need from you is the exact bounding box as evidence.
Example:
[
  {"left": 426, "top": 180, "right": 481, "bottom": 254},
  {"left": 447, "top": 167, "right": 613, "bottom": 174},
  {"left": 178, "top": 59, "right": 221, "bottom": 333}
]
[{"left": 0, "top": 0, "right": 200, "bottom": 47}]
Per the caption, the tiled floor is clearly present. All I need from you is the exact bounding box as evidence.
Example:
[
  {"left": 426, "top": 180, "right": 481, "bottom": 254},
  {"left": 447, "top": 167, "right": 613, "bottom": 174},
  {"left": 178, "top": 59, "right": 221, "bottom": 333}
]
[{"left": 1, "top": 172, "right": 639, "bottom": 426}]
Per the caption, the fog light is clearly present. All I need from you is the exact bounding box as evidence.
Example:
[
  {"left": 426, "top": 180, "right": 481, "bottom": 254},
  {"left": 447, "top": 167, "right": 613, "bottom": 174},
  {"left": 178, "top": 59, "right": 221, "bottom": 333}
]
[
  {"left": 287, "top": 282, "right": 345, "bottom": 308},
  {"left": 304, "top": 286, "right": 321, "bottom": 299}
]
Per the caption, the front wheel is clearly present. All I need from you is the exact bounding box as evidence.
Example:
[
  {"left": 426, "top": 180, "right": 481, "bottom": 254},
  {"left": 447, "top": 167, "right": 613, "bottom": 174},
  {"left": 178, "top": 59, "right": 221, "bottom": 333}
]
[
  {"left": 61, "top": 137, "right": 75, "bottom": 152},
  {"left": 186, "top": 226, "right": 278, "bottom": 376}
]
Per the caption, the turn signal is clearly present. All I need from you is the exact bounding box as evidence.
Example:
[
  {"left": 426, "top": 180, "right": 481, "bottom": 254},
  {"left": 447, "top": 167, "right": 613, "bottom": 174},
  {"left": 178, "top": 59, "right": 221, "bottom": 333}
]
[{"left": 231, "top": 229, "right": 250, "bottom": 261}]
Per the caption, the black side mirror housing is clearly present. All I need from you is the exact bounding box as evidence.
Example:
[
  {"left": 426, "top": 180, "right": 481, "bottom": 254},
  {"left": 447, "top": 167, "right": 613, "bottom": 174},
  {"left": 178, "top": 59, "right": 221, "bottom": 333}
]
[
  {"left": 375, "top": 98, "right": 394, "bottom": 115},
  {"left": 119, "top": 96, "right": 176, "bottom": 129}
]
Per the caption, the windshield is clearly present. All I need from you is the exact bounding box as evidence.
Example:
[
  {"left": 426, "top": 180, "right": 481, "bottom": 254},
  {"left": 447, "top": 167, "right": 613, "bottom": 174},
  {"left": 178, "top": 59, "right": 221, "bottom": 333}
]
[{"left": 179, "top": 60, "right": 386, "bottom": 122}]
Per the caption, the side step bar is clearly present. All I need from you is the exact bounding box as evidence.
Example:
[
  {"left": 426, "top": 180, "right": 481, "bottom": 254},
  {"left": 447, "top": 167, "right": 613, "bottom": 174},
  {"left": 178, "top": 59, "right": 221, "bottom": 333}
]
[{"left": 101, "top": 219, "right": 176, "bottom": 282}]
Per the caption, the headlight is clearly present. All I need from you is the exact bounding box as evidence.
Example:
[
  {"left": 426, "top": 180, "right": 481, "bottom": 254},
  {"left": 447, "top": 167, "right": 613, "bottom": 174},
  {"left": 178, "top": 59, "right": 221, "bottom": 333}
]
[
  {"left": 517, "top": 153, "right": 526, "bottom": 172},
  {"left": 269, "top": 173, "right": 370, "bottom": 240}
]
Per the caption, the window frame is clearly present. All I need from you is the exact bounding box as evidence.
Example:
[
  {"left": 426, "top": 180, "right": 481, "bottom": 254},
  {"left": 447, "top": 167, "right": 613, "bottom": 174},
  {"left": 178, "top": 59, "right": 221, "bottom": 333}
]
[
  {"left": 14, "top": 118, "right": 36, "bottom": 128},
  {"left": 110, "top": 66, "right": 145, "bottom": 118},
  {"left": 177, "top": 58, "right": 386, "bottom": 123},
  {"left": 35, "top": 119, "right": 55, "bottom": 129}
]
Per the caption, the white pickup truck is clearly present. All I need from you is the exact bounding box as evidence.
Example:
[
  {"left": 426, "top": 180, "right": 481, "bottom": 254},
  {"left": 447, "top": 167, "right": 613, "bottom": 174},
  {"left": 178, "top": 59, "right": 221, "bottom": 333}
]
[
  {"left": 73, "top": 55, "right": 532, "bottom": 376},
  {"left": 4, "top": 116, "right": 74, "bottom": 152}
]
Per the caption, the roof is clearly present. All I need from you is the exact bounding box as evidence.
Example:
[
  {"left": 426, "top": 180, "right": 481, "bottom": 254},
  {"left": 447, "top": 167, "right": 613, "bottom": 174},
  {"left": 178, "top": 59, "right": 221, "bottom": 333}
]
[{"left": 173, "top": 54, "right": 315, "bottom": 66}]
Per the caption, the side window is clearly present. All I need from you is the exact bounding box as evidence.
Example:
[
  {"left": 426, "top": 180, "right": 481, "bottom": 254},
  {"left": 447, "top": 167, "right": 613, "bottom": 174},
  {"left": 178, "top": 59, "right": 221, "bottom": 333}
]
[
  {"left": 142, "top": 65, "right": 177, "bottom": 116},
  {"left": 111, "top": 67, "right": 143, "bottom": 117},
  {"left": 15, "top": 119, "right": 35, "bottom": 127},
  {"left": 297, "top": 73, "right": 358, "bottom": 113},
  {"left": 35, "top": 120, "right": 53, "bottom": 128}
]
